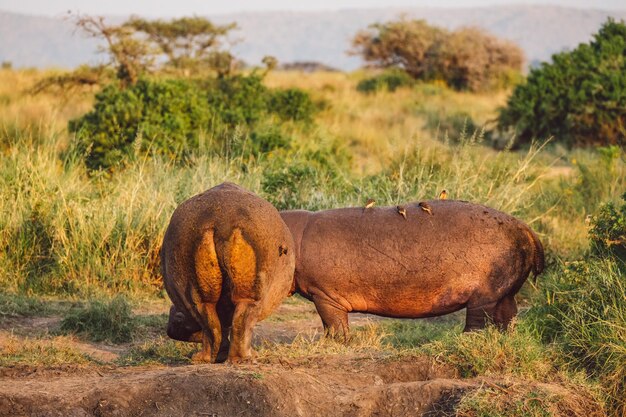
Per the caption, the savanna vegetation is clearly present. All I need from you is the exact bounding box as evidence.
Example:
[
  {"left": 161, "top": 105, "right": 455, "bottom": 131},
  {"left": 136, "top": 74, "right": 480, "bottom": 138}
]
[
  {"left": 498, "top": 18, "right": 626, "bottom": 147},
  {"left": 351, "top": 18, "right": 524, "bottom": 92},
  {"left": 1, "top": 14, "right": 625, "bottom": 417}
]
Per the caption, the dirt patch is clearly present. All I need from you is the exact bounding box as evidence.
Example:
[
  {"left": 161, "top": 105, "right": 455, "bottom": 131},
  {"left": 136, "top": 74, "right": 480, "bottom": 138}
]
[
  {"left": 0, "top": 356, "right": 597, "bottom": 417},
  {"left": 0, "top": 355, "right": 459, "bottom": 417},
  {"left": 0, "top": 298, "right": 602, "bottom": 417}
]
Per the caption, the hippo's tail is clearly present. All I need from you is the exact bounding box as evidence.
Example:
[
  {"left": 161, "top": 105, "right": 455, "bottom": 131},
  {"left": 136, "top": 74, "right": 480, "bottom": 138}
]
[{"left": 527, "top": 228, "right": 545, "bottom": 281}]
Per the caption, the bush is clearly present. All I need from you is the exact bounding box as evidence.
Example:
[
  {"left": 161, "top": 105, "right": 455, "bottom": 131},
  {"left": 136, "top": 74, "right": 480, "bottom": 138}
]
[
  {"left": 69, "top": 79, "right": 214, "bottom": 170},
  {"left": 498, "top": 19, "right": 626, "bottom": 147},
  {"left": 204, "top": 74, "right": 269, "bottom": 126},
  {"left": 589, "top": 191, "right": 626, "bottom": 259},
  {"left": 356, "top": 69, "right": 415, "bottom": 93},
  {"left": 268, "top": 88, "right": 317, "bottom": 122},
  {"left": 527, "top": 258, "right": 626, "bottom": 416},
  {"left": 235, "top": 126, "right": 292, "bottom": 158},
  {"left": 352, "top": 19, "right": 524, "bottom": 92},
  {"left": 426, "top": 27, "right": 524, "bottom": 92},
  {"left": 261, "top": 137, "right": 352, "bottom": 210},
  {"left": 525, "top": 195, "right": 626, "bottom": 415},
  {"left": 425, "top": 110, "right": 480, "bottom": 143},
  {"left": 60, "top": 296, "right": 137, "bottom": 343},
  {"left": 69, "top": 75, "right": 318, "bottom": 170}
]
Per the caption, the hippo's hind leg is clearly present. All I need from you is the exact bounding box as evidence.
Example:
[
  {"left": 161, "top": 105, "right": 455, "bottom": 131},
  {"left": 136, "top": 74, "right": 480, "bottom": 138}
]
[
  {"left": 228, "top": 301, "right": 262, "bottom": 362},
  {"left": 215, "top": 303, "right": 233, "bottom": 363},
  {"left": 494, "top": 294, "right": 517, "bottom": 330},
  {"left": 192, "top": 303, "right": 222, "bottom": 363},
  {"left": 223, "top": 228, "right": 263, "bottom": 363},
  {"left": 191, "top": 229, "right": 224, "bottom": 363},
  {"left": 312, "top": 296, "right": 349, "bottom": 341},
  {"left": 464, "top": 300, "right": 497, "bottom": 332}
]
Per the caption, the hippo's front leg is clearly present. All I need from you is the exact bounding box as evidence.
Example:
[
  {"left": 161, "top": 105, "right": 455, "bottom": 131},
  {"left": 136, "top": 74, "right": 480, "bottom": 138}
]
[{"left": 311, "top": 295, "right": 349, "bottom": 341}]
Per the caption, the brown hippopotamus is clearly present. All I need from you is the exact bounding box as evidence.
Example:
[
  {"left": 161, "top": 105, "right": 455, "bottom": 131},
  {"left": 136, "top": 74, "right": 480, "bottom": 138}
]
[
  {"left": 280, "top": 200, "right": 544, "bottom": 337},
  {"left": 161, "top": 182, "right": 295, "bottom": 362}
]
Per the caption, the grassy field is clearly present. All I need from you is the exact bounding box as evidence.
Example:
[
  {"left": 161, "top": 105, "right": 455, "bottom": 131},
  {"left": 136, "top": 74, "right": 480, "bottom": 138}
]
[{"left": 0, "top": 68, "right": 624, "bottom": 416}]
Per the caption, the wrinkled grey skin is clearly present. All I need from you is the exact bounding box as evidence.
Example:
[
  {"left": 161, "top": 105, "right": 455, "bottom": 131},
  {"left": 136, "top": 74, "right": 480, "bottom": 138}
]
[{"left": 280, "top": 200, "right": 544, "bottom": 337}]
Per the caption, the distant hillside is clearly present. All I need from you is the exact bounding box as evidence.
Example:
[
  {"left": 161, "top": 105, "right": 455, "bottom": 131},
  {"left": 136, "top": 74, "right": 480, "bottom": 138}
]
[{"left": 1, "top": 6, "right": 625, "bottom": 70}]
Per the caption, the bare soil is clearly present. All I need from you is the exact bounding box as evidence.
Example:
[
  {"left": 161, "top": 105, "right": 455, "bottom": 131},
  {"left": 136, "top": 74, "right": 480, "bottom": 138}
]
[{"left": 0, "top": 299, "right": 596, "bottom": 417}]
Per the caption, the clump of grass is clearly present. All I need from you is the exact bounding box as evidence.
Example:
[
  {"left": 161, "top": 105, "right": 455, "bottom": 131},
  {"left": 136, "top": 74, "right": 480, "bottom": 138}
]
[
  {"left": 0, "top": 336, "right": 95, "bottom": 367},
  {"left": 118, "top": 336, "right": 196, "bottom": 365},
  {"left": 381, "top": 316, "right": 463, "bottom": 348},
  {"left": 257, "top": 322, "right": 388, "bottom": 360},
  {"left": 526, "top": 257, "right": 626, "bottom": 416},
  {"left": 455, "top": 383, "right": 604, "bottom": 417},
  {"left": 0, "top": 293, "right": 51, "bottom": 317},
  {"left": 60, "top": 296, "right": 137, "bottom": 344},
  {"left": 420, "top": 323, "right": 554, "bottom": 380}
]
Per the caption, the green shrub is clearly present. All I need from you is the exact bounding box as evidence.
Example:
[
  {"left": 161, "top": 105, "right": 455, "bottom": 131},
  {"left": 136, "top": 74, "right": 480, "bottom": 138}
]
[
  {"left": 589, "top": 191, "right": 626, "bottom": 259},
  {"left": 356, "top": 69, "right": 415, "bottom": 93},
  {"left": 69, "top": 75, "right": 317, "bottom": 170},
  {"left": 233, "top": 125, "right": 292, "bottom": 158},
  {"left": 261, "top": 137, "right": 352, "bottom": 210},
  {"left": 526, "top": 195, "right": 626, "bottom": 415},
  {"left": 69, "top": 79, "right": 214, "bottom": 170},
  {"left": 204, "top": 74, "right": 269, "bottom": 126},
  {"left": 425, "top": 110, "right": 480, "bottom": 142},
  {"left": 268, "top": 88, "right": 317, "bottom": 122},
  {"left": 60, "top": 296, "right": 137, "bottom": 343},
  {"left": 498, "top": 19, "right": 626, "bottom": 147},
  {"left": 526, "top": 258, "right": 626, "bottom": 416}
]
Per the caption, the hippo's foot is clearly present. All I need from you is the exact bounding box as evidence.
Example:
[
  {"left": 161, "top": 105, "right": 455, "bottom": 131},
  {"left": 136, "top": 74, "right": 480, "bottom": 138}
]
[
  {"left": 215, "top": 345, "right": 231, "bottom": 363},
  {"left": 463, "top": 300, "right": 495, "bottom": 332},
  {"left": 464, "top": 295, "right": 519, "bottom": 332},
  {"left": 192, "top": 349, "right": 214, "bottom": 363},
  {"left": 324, "top": 327, "right": 350, "bottom": 343},
  {"left": 312, "top": 296, "right": 349, "bottom": 341},
  {"left": 226, "top": 354, "right": 256, "bottom": 365}
]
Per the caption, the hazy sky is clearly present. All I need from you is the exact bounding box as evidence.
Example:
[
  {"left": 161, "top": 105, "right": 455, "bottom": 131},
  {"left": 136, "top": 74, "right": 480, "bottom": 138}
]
[{"left": 0, "top": 0, "right": 624, "bottom": 17}]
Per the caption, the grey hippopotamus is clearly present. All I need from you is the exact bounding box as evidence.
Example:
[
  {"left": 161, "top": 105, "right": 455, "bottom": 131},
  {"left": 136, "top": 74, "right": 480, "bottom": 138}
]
[
  {"left": 161, "top": 182, "right": 295, "bottom": 362},
  {"left": 280, "top": 200, "right": 544, "bottom": 337}
]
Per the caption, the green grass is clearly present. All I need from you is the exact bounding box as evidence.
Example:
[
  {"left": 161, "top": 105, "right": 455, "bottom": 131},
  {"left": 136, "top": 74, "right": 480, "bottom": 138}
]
[
  {"left": 420, "top": 323, "right": 555, "bottom": 380},
  {"left": 455, "top": 384, "right": 603, "bottom": 417},
  {"left": 1, "top": 336, "right": 95, "bottom": 367},
  {"left": 0, "top": 292, "right": 53, "bottom": 317},
  {"left": 117, "top": 336, "right": 197, "bottom": 365},
  {"left": 59, "top": 296, "right": 137, "bottom": 344},
  {"left": 526, "top": 257, "right": 626, "bottom": 416},
  {"left": 381, "top": 315, "right": 463, "bottom": 348}
]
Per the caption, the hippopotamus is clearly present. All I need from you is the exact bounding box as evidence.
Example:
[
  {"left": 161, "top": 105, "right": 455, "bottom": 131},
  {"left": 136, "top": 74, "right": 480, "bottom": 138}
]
[
  {"left": 161, "top": 182, "right": 295, "bottom": 362},
  {"left": 280, "top": 200, "right": 544, "bottom": 337}
]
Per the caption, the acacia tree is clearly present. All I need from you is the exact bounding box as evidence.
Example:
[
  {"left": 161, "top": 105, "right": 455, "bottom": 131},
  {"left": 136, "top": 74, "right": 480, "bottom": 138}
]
[
  {"left": 351, "top": 19, "right": 524, "bottom": 92},
  {"left": 125, "top": 16, "right": 238, "bottom": 76},
  {"left": 74, "top": 14, "right": 156, "bottom": 87},
  {"left": 68, "top": 14, "right": 238, "bottom": 88},
  {"left": 426, "top": 27, "right": 524, "bottom": 91},
  {"left": 351, "top": 19, "right": 445, "bottom": 79}
]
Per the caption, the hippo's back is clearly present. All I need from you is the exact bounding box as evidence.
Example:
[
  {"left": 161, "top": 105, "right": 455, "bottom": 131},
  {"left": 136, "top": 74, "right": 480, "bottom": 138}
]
[{"left": 294, "top": 200, "right": 541, "bottom": 317}]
